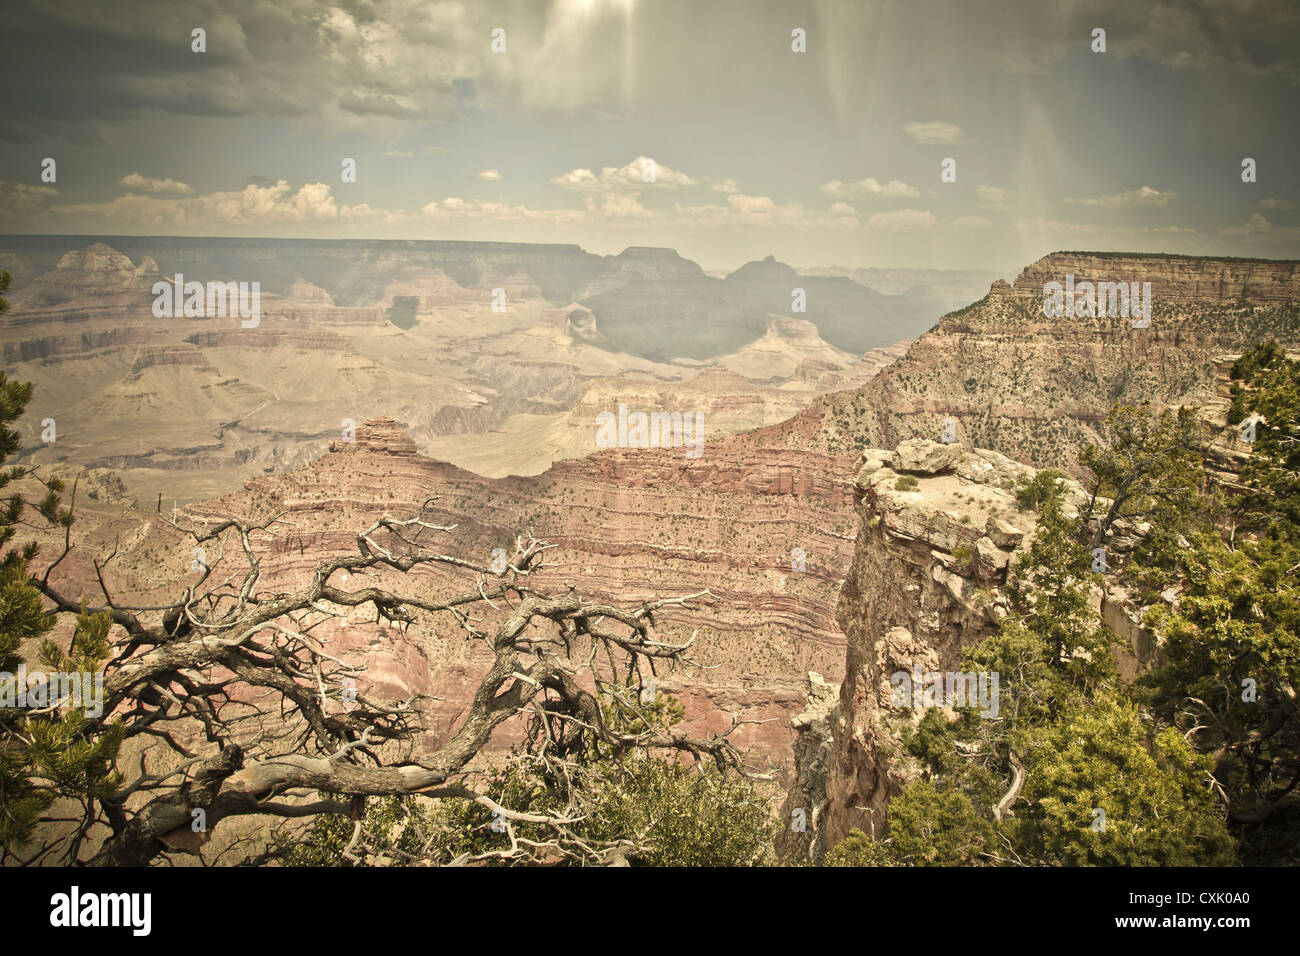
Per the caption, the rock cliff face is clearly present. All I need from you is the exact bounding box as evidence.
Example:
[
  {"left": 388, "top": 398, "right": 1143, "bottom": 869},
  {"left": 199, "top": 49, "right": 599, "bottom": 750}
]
[
  {"left": 796, "top": 251, "right": 1300, "bottom": 472},
  {"left": 775, "top": 671, "right": 840, "bottom": 862},
  {"left": 32, "top": 415, "right": 866, "bottom": 784},
  {"left": 820, "top": 443, "right": 1037, "bottom": 848},
  {"left": 817, "top": 372, "right": 1258, "bottom": 851},
  {"left": 1008, "top": 253, "right": 1300, "bottom": 305}
]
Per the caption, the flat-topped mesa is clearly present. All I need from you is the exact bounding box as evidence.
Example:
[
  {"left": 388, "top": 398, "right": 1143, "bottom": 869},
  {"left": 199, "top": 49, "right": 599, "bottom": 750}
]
[
  {"left": 330, "top": 417, "right": 418, "bottom": 457},
  {"left": 818, "top": 439, "right": 1160, "bottom": 854},
  {"left": 993, "top": 251, "right": 1300, "bottom": 307}
]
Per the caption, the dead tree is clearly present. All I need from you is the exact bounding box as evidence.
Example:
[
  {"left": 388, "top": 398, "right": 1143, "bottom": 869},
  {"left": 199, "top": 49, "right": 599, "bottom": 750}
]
[{"left": 20, "top": 498, "right": 742, "bottom": 866}]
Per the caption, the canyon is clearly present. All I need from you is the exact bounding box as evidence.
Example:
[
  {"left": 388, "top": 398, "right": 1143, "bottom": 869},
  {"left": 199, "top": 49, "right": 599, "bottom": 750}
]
[
  {"left": 6, "top": 240, "right": 1298, "bottom": 840},
  {"left": 0, "top": 236, "right": 952, "bottom": 494},
  {"left": 760, "top": 253, "right": 1300, "bottom": 467}
]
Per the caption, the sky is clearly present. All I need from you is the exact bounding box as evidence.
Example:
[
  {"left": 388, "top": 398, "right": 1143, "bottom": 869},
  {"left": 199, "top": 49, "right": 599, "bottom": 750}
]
[{"left": 1, "top": 0, "right": 1298, "bottom": 273}]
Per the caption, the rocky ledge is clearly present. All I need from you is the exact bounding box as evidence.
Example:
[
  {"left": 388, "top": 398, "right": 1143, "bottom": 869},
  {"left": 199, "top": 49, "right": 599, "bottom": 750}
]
[{"left": 816, "top": 438, "right": 1162, "bottom": 853}]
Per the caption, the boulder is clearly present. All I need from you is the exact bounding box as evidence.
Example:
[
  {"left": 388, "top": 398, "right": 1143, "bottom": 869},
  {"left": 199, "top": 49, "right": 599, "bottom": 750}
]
[
  {"left": 984, "top": 515, "right": 1025, "bottom": 548},
  {"left": 957, "top": 449, "right": 1031, "bottom": 489},
  {"left": 975, "top": 536, "right": 1010, "bottom": 579},
  {"left": 891, "top": 438, "right": 962, "bottom": 475},
  {"left": 854, "top": 448, "right": 893, "bottom": 488}
]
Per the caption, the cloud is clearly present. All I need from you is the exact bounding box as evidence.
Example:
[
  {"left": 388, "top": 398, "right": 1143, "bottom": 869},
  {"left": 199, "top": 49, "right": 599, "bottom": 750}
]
[
  {"left": 473, "top": 169, "right": 502, "bottom": 181},
  {"left": 1219, "top": 212, "right": 1300, "bottom": 243},
  {"left": 674, "top": 193, "right": 858, "bottom": 230},
  {"left": 0, "top": 0, "right": 636, "bottom": 135},
  {"left": 424, "top": 146, "right": 452, "bottom": 156},
  {"left": 383, "top": 150, "right": 414, "bottom": 159},
  {"left": 950, "top": 215, "right": 993, "bottom": 228},
  {"left": 1014, "top": 217, "right": 1202, "bottom": 253},
  {"left": 1259, "top": 197, "right": 1296, "bottom": 210},
  {"left": 480, "top": 0, "right": 640, "bottom": 111},
  {"left": 583, "top": 193, "right": 653, "bottom": 220},
  {"left": 817, "top": 2, "right": 1300, "bottom": 81},
  {"left": 820, "top": 177, "right": 920, "bottom": 199},
  {"left": 903, "top": 121, "right": 964, "bottom": 144},
  {"left": 338, "top": 91, "right": 422, "bottom": 119},
  {"left": 1089, "top": 2, "right": 1300, "bottom": 76},
  {"left": 552, "top": 156, "right": 696, "bottom": 194},
  {"left": 3, "top": 0, "right": 1297, "bottom": 153},
  {"left": 864, "top": 208, "right": 936, "bottom": 231},
  {"left": 119, "top": 173, "right": 192, "bottom": 194},
  {"left": 7, "top": 172, "right": 858, "bottom": 238},
  {"left": 49, "top": 180, "right": 390, "bottom": 227},
  {"left": 1064, "top": 186, "right": 1177, "bottom": 208},
  {"left": 421, "top": 196, "right": 586, "bottom": 226},
  {"left": 0, "top": 180, "right": 58, "bottom": 216},
  {"left": 976, "top": 185, "right": 1007, "bottom": 207},
  {"left": 1222, "top": 212, "right": 1272, "bottom": 237}
]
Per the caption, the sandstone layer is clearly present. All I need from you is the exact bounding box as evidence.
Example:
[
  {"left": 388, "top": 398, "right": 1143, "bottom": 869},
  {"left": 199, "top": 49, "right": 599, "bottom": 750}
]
[{"left": 787, "top": 252, "right": 1300, "bottom": 471}]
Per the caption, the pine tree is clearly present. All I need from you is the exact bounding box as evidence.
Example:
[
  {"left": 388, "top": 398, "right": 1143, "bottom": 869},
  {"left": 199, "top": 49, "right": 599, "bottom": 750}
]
[{"left": 0, "top": 274, "right": 119, "bottom": 854}]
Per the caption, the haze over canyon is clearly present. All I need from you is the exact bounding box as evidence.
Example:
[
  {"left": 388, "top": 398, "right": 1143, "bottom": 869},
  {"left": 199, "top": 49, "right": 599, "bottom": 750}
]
[{"left": 7, "top": 236, "right": 1297, "bottom": 824}]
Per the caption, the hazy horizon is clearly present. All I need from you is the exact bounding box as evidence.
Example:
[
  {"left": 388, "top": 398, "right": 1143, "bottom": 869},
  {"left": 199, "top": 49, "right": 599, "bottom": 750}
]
[
  {"left": 5, "top": 232, "right": 1299, "bottom": 284},
  {"left": 2, "top": 231, "right": 1019, "bottom": 279}
]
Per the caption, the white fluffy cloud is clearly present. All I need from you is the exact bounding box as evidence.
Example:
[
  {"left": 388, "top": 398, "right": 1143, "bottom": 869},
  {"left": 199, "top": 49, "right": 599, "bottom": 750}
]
[
  {"left": 583, "top": 193, "right": 652, "bottom": 219},
  {"left": 820, "top": 177, "right": 920, "bottom": 199},
  {"left": 1064, "top": 186, "right": 1177, "bottom": 208},
  {"left": 976, "top": 185, "right": 1007, "bottom": 207},
  {"left": 473, "top": 169, "right": 502, "bottom": 181},
  {"left": 551, "top": 156, "right": 696, "bottom": 193},
  {"left": 52, "top": 180, "right": 390, "bottom": 227},
  {"left": 421, "top": 196, "right": 586, "bottom": 225},
  {"left": 903, "top": 121, "right": 964, "bottom": 144},
  {"left": 119, "top": 173, "right": 193, "bottom": 194}
]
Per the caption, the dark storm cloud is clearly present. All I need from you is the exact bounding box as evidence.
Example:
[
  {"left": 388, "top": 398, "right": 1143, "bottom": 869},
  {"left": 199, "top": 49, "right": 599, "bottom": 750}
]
[{"left": 6, "top": 0, "right": 1296, "bottom": 141}]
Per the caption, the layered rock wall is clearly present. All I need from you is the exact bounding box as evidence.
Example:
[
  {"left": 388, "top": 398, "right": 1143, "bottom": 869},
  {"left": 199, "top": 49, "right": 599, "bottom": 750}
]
[{"left": 797, "top": 251, "right": 1300, "bottom": 473}]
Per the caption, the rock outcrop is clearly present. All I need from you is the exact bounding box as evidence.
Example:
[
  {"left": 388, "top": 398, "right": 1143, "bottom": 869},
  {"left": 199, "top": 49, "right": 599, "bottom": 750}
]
[
  {"left": 775, "top": 671, "right": 841, "bottom": 862},
  {"left": 891, "top": 438, "right": 965, "bottom": 475},
  {"left": 818, "top": 439, "right": 1164, "bottom": 852}
]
